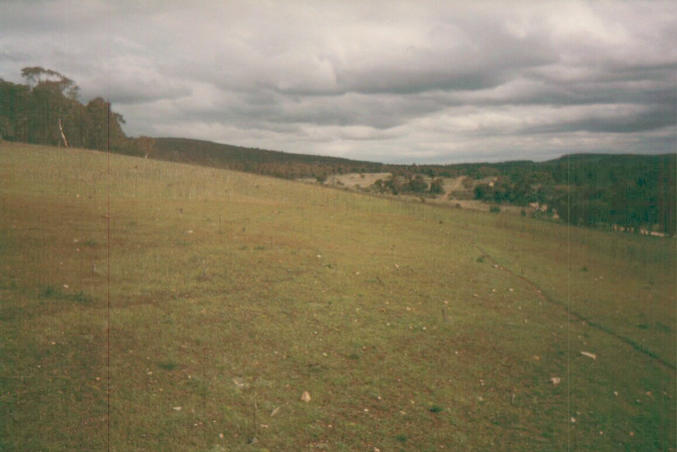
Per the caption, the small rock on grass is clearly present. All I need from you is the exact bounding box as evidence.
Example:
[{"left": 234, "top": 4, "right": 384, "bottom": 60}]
[
  {"left": 301, "top": 391, "right": 311, "bottom": 402},
  {"left": 550, "top": 377, "right": 561, "bottom": 386},
  {"left": 580, "top": 351, "right": 597, "bottom": 360},
  {"left": 232, "top": 377, "right": 249, "bottom": 389}
]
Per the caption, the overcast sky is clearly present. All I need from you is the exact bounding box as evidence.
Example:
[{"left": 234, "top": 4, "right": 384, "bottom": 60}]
[{"left": 1, "top": 1, "right": 675, "bottom": 163}]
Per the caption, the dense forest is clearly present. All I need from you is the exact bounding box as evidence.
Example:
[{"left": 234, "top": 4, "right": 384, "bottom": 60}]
[{"left": 0, "top": 67, "right": 674, "bottom": 235}]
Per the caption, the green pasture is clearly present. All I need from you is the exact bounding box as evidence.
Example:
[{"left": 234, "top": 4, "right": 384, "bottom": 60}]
[{"left": 0, "top": 142, "right": 674, "bottom": 451}]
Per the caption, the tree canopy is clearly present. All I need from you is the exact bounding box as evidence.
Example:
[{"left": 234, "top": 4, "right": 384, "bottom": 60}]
[{"left": 0, "top": 67, "right": 145, "bottom": 155}]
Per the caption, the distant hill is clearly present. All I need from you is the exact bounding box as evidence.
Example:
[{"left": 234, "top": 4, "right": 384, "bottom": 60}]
[{"left": 151, "top": 137, "right": 385, "bottom": 180}]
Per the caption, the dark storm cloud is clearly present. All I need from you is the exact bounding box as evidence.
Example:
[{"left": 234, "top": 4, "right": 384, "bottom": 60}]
[
  {"left": 523, "top": 104, "right": 676, "bottom": 135},
  {"left": 0, "top": 0, "right": 675, "bottom": 163}
]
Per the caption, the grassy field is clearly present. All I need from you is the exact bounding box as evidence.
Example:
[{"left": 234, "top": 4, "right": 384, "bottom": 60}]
[{"left": 0, "top": 141, "right": 674, "bottom": 451}]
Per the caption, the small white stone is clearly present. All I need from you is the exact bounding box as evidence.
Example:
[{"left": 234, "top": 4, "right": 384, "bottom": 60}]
[{"left": 580, "top": 351, "right": 597, "bottom": 360}]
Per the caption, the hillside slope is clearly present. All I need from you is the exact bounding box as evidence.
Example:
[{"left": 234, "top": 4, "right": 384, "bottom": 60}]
[
  {"left": 149, "top": 138, "right": 676, "bottom": 235},
  {"left": 152, "top": 137, "right": 384, "bottom": 179},
  {"left": 0, "top": 141, "right": 674, "bottom": 451}
]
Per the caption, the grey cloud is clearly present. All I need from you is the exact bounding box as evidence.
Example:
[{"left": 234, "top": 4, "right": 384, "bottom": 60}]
[
  {"left": 0, "top": 48, "right": 29, "bottom": 63},
  {"left": 94, "top": 78, "right": 192, "bottom": 105},
  {"left": 0, "top": 0, "right": 675, "bottom": 163},
  {"left": 165, "top": 89, "right": 446, "bottom": 131},
  {"left": 523, "top": 105, "right": 676, "bottom": 135}
]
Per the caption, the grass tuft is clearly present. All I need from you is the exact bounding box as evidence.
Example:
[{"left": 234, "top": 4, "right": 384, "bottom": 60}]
[
  {"left": 157, "top": 361, "right": 178, "bottom": 371},
  {"left": 38, "top": 286, "right": 93, "bottom": 303}
]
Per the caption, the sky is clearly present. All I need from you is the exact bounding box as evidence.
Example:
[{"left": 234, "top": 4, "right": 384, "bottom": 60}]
[{"left": 0, "top": 0, "right": 675, "bottom": 164}]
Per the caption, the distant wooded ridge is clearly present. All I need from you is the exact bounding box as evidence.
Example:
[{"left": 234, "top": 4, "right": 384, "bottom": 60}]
[{"left": 1, "top": 67, "right": 674, "bottom": 235}]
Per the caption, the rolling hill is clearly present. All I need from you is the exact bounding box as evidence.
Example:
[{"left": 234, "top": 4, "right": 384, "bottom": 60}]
[
  {"left": 149, "top": 137, "right": 384, "bottom": 180},
  {"left": 148, "top": 137, "right": 676, "bottom": 235},
  {"left": 0, "top": 141, "right": 674, "bottom": 450}
]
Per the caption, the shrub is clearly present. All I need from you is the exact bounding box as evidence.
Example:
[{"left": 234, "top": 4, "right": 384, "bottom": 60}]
[
  {"left": 39, "top": 286, "right": 92, "bottom": 303},
  {"left": 158, "top": 360, "right": 178, "bottom": 371},
  {"left": 408, "top": 175, "right": 428, "bottom": 193},
  {"left": 474, "top": 183, "right": 492, "bottom": 200},
  {"left": 429, "top": 178, "right": 444, "bottom": 194}
]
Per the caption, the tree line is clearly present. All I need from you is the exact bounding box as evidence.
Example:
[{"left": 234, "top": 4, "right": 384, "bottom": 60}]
[
  {"left": 0, "top": 67, "right": 152, "bottom": 156},
  {"left": 470, "top": 154, "right": 675, "bottom": 235}
]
